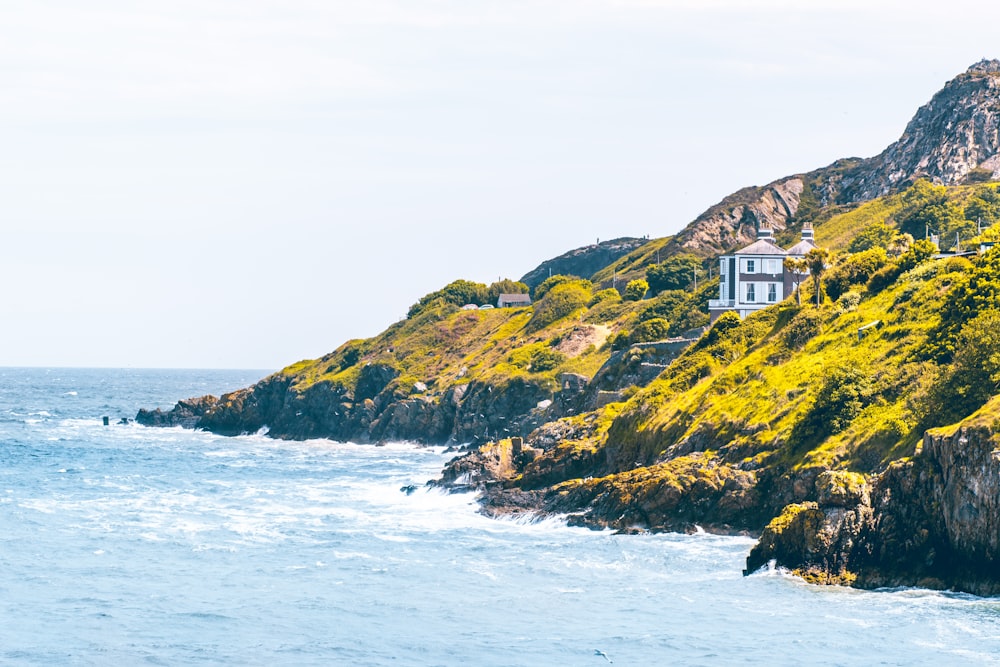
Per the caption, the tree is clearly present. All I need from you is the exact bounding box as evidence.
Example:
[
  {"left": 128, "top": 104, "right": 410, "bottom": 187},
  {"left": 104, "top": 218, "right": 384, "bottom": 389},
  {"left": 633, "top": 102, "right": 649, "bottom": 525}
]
[
  {"left": 848, "top": 221, "right": 898, "bottom": 253},
  {"left": 646, "top": 254, "right": 701, "bottom": 295},
  {"left": 784, "top": 257, "right": 809, "bottom": 306},
  {"left": 408, "top": 279, "right": 488, "bottom": 317},
  {"left": 897, "top": 179, "right": 968, "bottom": 250},
  {"left": 630, "top": 317, "right": 671, "bottom": 343},
  {"left": 824, "top": 247, "right": 888, "bottom": 302},
  {"left": 929, "top": 309, "right": 1000, "bottom": 422},
  {"left": 487, "top": 279, "right": 529, "bottom": 304},
  {"left": 534, "top": 274, "right": 589, "bottom": 300},
  {"left": 805, "top": 248, "right": 829, "bottom": 307},
  {"left": 887, "top": 232, "right": 914, "bottom": 258},
  {"left": 964, "top": 185, "right": 1000, "bottom": 229},
  {"left": 624, "top": 279, "right": 648, "bottom": 301}
]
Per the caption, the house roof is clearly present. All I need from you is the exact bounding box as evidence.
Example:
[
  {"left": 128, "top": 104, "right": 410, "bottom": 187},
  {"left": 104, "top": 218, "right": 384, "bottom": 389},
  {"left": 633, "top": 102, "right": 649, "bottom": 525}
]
[
  {"left": 735, "top": 239, "right": 788, "bottom": 256},
  {"left": 786, "top": 239, "right": 817, "bottom": 256},
  {"left": 498, "top": 293, "right": 532, "bottom": 303}
]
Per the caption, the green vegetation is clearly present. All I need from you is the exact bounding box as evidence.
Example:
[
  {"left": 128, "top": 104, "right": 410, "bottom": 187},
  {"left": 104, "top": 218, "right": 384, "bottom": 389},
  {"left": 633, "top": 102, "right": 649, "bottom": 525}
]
[
  {"left": 528, "top": 279, "right": 592, "bottom": 332},
  {"left": 623, "top": 279, "right": 648, "bottom": 301},
  {"left": 265, "top": 177, "right": 1000, "bottom": 543},
  {"left": 647, "top": 254, "right": 701, "bottom": 295}
]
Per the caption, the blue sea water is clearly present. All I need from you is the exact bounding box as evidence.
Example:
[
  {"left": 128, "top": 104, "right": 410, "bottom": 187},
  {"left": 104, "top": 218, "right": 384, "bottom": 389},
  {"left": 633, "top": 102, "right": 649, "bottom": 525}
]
[{"left": 3, "top": 368, "right": 1000, "bottom": 666}]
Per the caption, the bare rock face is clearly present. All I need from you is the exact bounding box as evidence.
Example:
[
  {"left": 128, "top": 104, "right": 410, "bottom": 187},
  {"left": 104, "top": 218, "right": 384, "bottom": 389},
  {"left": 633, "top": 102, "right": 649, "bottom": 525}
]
[
  {"left": 746, "top": 400, "right": 1000, "bottom": 595},
  {"left": 135, "top": 395, "right": 219, "bottom": 428},
  {"left": 662, "top": 60, "right": 1000, "bottom": 260},
  {"left": 664, "top": 178, "right": 804, "bottom": 259},
  {"left": 839, "top": 60, "right": 1000, "bottom": 202}
]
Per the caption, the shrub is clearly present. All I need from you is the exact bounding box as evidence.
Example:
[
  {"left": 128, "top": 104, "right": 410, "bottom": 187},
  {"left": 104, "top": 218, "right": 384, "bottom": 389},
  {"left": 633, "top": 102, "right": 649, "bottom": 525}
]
[
  {"left": 700, "top": 311, "right": 742, "bottom": 347},
  {"left": 589, "top": 288, "right": 621, "bottom": 307},
  {"left": 630, "top": 317, "right": 671, "bottom": 343},
  {"left": 866, "top": 263, "right": 899, "bottom": 294},
  {"left": 836, "top": 290, "right": 862, "bottom": 313},
  {"left": 608, "top": 331, "right": 631, "bottom": 351},
  {"left": 930, "top": 249, "right": 1000, "bottom": 360},
  {"left": 528, "top": 280, "right": 592, "bottom": 332},
  {"left": 898, "top": 239, "right": 938, "bottom": 272},
  {"left": 408, "top": 279, "right": 488, "bottom": 317},
  {"left": 897, "top": 179, "right": 965, "bottom": 241},
  {"left": 825, "top": 247, "right": 888, "bottom": 301},
  {"left": 964, "top": 185, "right": 1000, "bottom": 226},
  {"left": 534, "top": 275, "right": 590, "bottom": 300},
  {"left": 943, "top": 256, "right": 973, "bottom": 274},
  {"left": 639, "top": 290, "right": 688, "bottom": 321},
  {"left": 781, "top": 308, "right": 825, "bottom": 350},
  {"left": 931, "top": 309, "right": 1000, "bottom": 419},
  {"left": 647, "top": 254, "right": 700, "bottom": 294},
  {"left": 849, "top": 222, "right": 898, "bottom": 253},
  {"left": 624, "top": 279, "right": 649, "bottom": 301},
  {"left": 791, "top": 364, "right": 874, "bottom": 447},
  {"left": 866, "top": 239, "right": 937, "bottom": 295},
  {"left": 508, "top": 342, "right": 566, "bottom": 373}
]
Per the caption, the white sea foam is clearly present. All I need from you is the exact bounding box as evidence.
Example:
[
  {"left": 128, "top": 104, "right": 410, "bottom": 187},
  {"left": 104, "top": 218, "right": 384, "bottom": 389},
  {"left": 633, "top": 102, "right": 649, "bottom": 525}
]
[{"left": 5, "top": 370, "right": 1000, "bottom": 665}]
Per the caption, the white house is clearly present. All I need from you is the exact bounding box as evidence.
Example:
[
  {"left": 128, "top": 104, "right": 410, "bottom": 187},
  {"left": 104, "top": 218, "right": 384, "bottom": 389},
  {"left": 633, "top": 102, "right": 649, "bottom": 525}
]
[
  {"left": 497, "top": 293, "right": 532, "bottom": 308},
  {"left": 708, "top": 222, "right": 817, "bottom": 321}
]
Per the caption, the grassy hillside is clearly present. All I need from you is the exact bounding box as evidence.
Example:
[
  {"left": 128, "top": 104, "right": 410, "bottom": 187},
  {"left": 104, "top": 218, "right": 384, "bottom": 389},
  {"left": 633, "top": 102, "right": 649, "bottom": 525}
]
[{"left": 213, "top": 178, "right": 1000, "bottom": 537}]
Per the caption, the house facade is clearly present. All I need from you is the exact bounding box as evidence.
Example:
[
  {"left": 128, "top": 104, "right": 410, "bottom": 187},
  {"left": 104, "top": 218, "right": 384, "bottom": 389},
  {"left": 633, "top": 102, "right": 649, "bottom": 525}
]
[
  {"left": 497, "top": 293, "right": 532, "bottom": 308},
  {"left": 708, "top": 223, "right": 817, "bottom": 322}
]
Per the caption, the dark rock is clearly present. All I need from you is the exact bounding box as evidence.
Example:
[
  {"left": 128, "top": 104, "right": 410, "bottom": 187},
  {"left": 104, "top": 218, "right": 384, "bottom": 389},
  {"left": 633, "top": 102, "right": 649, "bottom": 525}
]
[
  {"left": 135, "top": 395, "right": 219, "bottom": 428},
  {"left": 520, "top": 237, "right": 646, "bottom": 290},
  {"left": 746, "top": 409, "right": 1000, "bottom": 594}
]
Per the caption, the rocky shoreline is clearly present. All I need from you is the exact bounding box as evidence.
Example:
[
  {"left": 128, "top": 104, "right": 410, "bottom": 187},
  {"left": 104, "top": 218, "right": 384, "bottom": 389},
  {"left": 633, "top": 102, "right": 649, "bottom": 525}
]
[
  {"left": 745, "top": 398, "right": 1000, "bottom": 595},
  {"left": 137, "top": 60, "right": 1000, "bottom": 596},
  {"left": 138, "top": 365, "right": 1000, "bottom": 597}
]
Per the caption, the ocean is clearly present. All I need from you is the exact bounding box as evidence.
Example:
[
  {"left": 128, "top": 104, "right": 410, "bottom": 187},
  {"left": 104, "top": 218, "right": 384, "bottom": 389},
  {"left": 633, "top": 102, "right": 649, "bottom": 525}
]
[{"left": 2, "top": 367, "right": 1000, "bottom": 666}]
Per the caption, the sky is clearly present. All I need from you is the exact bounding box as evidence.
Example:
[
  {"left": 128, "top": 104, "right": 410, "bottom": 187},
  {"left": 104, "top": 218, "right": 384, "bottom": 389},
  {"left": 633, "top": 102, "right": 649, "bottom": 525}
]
[{"left": 2, "top": 0, "right": 999, "bottom": 369}]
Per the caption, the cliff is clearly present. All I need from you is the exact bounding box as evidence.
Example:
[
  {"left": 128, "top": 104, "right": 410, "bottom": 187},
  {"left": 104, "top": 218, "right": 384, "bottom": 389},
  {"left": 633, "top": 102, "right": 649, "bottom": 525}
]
[
  {"left": 139, "top": 61, "right": 1000, "bottom": 595},
  {"left": 745, "top": 397, "right": 1000, "bottom": 595},
  {"left": 837, "top": 60, "right": 1000, "bottom": 203},
  {"left": 596, "top": 61, "right": 1000, "bottom": 286}
]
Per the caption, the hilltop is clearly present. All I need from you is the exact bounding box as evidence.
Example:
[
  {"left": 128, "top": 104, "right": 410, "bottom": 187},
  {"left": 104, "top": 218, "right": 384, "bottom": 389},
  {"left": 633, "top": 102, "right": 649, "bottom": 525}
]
[{"left": 139, "top": 62, "right": 1000, "bottom": 595}]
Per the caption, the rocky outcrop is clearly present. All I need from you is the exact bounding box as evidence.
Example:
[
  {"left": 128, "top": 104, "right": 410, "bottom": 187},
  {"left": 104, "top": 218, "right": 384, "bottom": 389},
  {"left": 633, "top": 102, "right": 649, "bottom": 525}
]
[
  {"left": 653, "top": 60, "right": 1000, "bottom": 261},
  {"left": 745, "top": 399, "right": 1000, "bottom": 595},
  {"left": 139, "top": 368, "right": 555, "bottom": 447},
  {"left": 136, "top": 395, "right": 219, "bottom": 428},
  {"left": 520, "top": 237, "right": 646, "bottom": 290},
  {"left": 838, "top": 60, "right": 1000, "bottom": 203},
  {"left": 662, "top": 178, "right": 805, "bottom": 259}
]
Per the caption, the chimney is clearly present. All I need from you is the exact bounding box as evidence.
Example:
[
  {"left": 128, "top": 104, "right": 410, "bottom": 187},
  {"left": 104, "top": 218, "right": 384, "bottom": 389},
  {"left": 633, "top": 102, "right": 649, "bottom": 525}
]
[
  {"left": 757, "top": 223, "right": 774, "bottom": 241},
  {"left": 801, "top": 221, "right": 815, "bottom": 242}
]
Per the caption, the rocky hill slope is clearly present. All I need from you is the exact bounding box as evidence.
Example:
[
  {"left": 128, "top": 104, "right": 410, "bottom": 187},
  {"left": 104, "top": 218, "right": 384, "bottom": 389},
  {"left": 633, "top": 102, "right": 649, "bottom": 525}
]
[
  {"left": 599, "top": 60, "right": 1000, "bottom": 286},
  {"left": 519, "top": 237, "right": 646, "bottom": 290},
  {"left": 139, "top": 61, "right": 1000, "bottom": 595}
]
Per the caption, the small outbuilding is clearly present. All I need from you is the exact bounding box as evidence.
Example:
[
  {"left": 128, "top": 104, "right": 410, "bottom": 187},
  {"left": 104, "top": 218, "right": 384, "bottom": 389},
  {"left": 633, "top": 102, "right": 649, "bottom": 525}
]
[{"left": 497, "top": 293, "right": 532, "bottom": 308}]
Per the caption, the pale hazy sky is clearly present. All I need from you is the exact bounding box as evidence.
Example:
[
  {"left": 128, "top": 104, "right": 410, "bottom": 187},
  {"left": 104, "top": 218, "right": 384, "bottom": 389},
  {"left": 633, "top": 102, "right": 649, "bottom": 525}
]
[{"left": 2, "top": 1, "right": 998, "bottom": 369}]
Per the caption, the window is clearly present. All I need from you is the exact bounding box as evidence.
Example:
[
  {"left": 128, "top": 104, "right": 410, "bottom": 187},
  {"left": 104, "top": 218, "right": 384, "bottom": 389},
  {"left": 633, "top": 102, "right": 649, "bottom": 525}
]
[
  {"left": 765, "top": 259, "right": 780, "bottom": 274},
  {"left": 745, "top": 283, "right": 755, "bottom": 302},
  {"left": 745, "top": 259, "right": 756, "bottom": 273},
  {"left": 720, "top": 259, "right": 727, "bottom": 275},
  {"left": 768, "top": 283, "right": 777, "bottom": 302}
]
